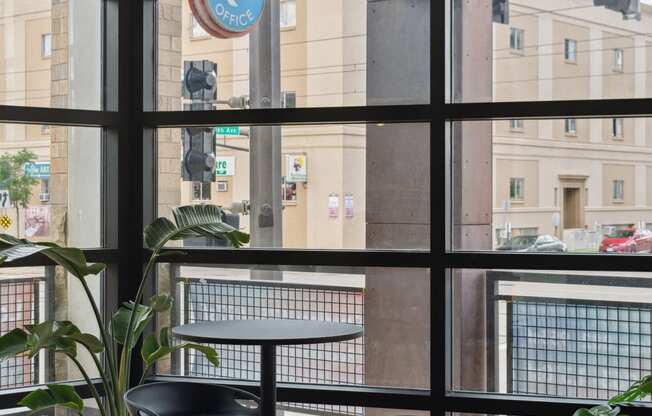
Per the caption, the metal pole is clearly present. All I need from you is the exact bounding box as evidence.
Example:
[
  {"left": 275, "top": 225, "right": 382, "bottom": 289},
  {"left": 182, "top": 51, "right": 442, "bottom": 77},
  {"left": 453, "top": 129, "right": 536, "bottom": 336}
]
[
  {"left": 260, "top": 344, "right": 277, "bottom": 415},
  {"left": 249, "top": 0, "right": 282, "bottom": 280}
]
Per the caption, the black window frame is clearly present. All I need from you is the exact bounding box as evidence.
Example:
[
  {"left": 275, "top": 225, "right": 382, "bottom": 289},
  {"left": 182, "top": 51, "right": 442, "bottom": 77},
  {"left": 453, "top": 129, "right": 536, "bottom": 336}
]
[{"left": 2, "top": 1, "right": 652, "bottom": 415}]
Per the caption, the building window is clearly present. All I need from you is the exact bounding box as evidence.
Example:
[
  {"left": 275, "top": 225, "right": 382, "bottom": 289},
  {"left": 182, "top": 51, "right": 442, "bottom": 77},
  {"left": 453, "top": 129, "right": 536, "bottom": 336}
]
[
  {"left": 41, "top": 33, "right": 52, "bottom": 58},
  {"left": 564, "top": 38, "right": 577, "bottom": 62},
  {"left": 280, "top": 0, "right": 297, "bottom": 29},
  {"left": 509, "top": 177, "right": 524, "bottom": 201},
  {"left": 565, "top": 118, "right": 577, "bottom": 135},
  {"left": 613, "top": 48, "right": 624, "bottom": 71},
  {"left": 281, "top": 91, "right": 297, "bottom": 108},
  {"left": 509, "top": 28, "right": 524, "bottom": 52},
  {"left": 41, "top": 125, "right": 50, "bottom": 135},
  {"left": 192, "top": 181, "right": 211, "bottom": 201},
  {"left": 190, "top": 16, "right": 209, "bottom": 39},
  {"left": 612, "top": 179, "right": 625, "bottom": 202},
  {"left": 40, "top": 178, "right": 50, "bottom": 203},
  {"left": 509, "top": 119, "right": 524, "bottom": 131},
  {"left": 612, "top": 118, "right": 624, "bottom": 139}
]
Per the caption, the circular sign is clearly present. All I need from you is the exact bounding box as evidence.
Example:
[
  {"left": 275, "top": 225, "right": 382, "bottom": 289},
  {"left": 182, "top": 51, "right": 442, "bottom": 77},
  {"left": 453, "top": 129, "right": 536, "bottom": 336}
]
[{"left": 188, "top": 0, "right": 265, "bottom": 39}]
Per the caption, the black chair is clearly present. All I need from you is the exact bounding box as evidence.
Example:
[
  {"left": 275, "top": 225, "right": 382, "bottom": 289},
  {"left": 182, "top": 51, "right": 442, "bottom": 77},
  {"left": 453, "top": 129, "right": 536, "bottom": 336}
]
[{"left": 125, "top": 381, "right": 260, "bottom": 416}]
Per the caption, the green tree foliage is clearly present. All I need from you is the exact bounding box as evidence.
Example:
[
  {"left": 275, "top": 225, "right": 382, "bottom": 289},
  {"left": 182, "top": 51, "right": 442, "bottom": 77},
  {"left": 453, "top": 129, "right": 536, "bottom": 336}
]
[{"left": 0, "top": 149, "right": 39, "bottom": 208}]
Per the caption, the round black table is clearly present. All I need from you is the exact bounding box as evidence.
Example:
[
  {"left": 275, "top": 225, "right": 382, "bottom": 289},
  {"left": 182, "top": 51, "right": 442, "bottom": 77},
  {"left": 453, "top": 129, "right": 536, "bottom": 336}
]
[{"left": 172, "top": 319, "right": 363, "bottom": 415}]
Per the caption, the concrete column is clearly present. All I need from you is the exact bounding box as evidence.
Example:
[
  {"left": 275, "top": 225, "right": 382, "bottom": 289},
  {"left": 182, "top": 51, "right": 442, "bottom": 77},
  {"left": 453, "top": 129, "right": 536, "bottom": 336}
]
[
  {"left": 590, "top": 28, "right": 603, "bottom": 143},
  {"left": 636, "top": 164, "right": 646, "bottom": 207},
  {"left": 365, "top": 2, "right": 429, "bottom": 415},
  {"left": 451, "top": 0, "right": 493, "bottom": 395},
  {"left": 635, "top": 36, "right": 646, "bottom": 146},
  {"left": 538, "top": 14, "right": 553, "bottom": 139}
]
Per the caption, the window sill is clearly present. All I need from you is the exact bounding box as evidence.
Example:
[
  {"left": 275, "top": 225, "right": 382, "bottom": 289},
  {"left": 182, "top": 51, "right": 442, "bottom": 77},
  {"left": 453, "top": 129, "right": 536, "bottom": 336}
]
[
  {"left": 564, "top": 59, "right": 577, "bottom": 65},
  {"left": 565, "top": 133, "right": 578, "bottom": 137},
  {"left": 190, "top": 35, "right": 211, "bottom": 41},
  {"left": 509, "top": 49, "right": 524, "bottom": 56},
  {"left": 281, "top": 25, "right": 297, "bottom": 32}
]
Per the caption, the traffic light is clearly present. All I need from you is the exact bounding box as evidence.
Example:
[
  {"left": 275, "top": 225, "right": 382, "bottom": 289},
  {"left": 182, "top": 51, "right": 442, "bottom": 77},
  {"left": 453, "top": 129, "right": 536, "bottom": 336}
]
[
  {"left": 493, "top": 0, "right": 509, "bottom": 24},
  {"left": 593, "top": 0, "right": 640, "bottom": 20},
  {"left": 182, "top": 60, "right": 217, "bottom": 101},
  {"left": 182, "top": 121, "right": 215, "bottom": 183}
]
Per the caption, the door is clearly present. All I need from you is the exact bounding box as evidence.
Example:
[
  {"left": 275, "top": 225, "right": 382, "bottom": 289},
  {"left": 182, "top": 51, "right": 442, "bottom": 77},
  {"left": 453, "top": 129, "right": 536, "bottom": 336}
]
[{"left": 563, "top": 187, "right": 581, "bottom": 229}]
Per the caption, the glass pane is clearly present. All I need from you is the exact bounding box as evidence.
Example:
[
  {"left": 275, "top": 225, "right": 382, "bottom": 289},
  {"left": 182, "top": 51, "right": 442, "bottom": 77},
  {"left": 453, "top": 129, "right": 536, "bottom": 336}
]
[
  {"left": 0, "top": 266, "right": 103, "bottom": 391},
  {"left": 155, "top": 264, "right": 430, "bottom": 389},
  {"left": 158, "top": 123, "right": 429, "bottom": 250},
  {"left": 0, "top": 0, "right": 102, "bottom": 109},
  {"left": 157, "top": 0, "right": 429, "bottom": 111},
  {"left": 0, "top": 124, "right": 102, "bottom": 247},
  {"left": 451, "top": 268, "right": 652, "bottom": 402},
  {"left": 451, "top": 118, "right": 652, "bottom": 254},
  {"left": 451, "top": 0, "right": 652, "bottom": 102}
]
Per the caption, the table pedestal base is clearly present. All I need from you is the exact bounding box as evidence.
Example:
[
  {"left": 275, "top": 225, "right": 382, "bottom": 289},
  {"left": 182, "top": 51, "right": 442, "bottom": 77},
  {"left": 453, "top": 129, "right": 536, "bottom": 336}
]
[{"left": 260, "top": 344, "right": 276, "bottom": 415}]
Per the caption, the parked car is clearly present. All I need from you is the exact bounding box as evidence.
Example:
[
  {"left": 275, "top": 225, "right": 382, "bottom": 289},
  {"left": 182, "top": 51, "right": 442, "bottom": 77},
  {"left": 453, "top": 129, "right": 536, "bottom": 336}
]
[
  {"left": 599, "top": 228, "right": 652, "bottom": 253},
  {"left": 497, "top": 235, "right": 567, "bottom": 252}
]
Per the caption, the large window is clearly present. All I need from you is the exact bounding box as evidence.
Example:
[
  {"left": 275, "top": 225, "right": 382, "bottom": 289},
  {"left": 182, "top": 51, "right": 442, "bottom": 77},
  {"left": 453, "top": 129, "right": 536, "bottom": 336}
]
[{"left": 6, "top": 1, "right": 652, "bottom": 416}]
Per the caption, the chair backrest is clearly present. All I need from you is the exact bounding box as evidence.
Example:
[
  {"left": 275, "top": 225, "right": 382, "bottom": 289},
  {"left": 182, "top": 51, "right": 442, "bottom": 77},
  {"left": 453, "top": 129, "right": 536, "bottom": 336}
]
[{"left": 125, "top": 382, "right": 259, "bottom": 416}]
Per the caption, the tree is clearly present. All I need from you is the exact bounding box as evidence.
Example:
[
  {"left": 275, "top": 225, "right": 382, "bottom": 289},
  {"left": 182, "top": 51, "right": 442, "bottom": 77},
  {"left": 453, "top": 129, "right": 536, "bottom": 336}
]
[{"left": 0, "top": 149, "right": 39, "bottom": 237}]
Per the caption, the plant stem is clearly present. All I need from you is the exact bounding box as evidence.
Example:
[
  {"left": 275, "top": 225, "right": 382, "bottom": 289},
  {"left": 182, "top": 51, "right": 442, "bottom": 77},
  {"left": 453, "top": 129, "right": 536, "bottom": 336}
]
[
  {"left": 68, "top": 355, "right": 107, "bottom": 416},
  {"left": 78, "top": 276, "right": 120, "bottom": 414},
  {"left": 117, "top": 251, "right": 159, "bottom": 410},
  {"left": 82, "top": 345, "right": 118, "bottom": 416}
]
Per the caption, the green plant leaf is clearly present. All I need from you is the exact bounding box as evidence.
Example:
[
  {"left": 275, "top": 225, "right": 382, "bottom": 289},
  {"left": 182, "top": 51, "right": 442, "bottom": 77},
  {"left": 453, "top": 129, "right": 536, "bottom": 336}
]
[
  {"left": 0, "top": 328, "right": 28, "bottom": 360},
  {"left": 141, "top": 327, "right": 219, "bottom": 368},
  {"left": 17, "top": 321, "right": 102, "bottom": 359},
  {"left": 573, "top": 405, "right": 620, "bottom": 416},
  {"left": 111, "top": 303, "right": 153, "bottom": 347},
  {"left": 610, "top": 375, "right": 652, "bottom": 404},
  {"left": 67, "top": 333, "right": 104, "bottom": 354},
  {"left": 149, "top": 294, "right": 173, "bottom": 313},
  {"left": 0, "top": 235, "right": 105, "bottom": 280},
  {"left": 18, "top": 384, "right": 84, "bottom": 415},
  {"left": 143, "top": 204, "right": 249, "bottom": 251}
]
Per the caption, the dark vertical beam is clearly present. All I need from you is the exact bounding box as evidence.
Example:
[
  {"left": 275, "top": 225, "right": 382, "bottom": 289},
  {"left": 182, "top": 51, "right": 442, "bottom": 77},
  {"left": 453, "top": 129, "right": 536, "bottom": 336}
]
[
  {"left": 116, "top": 0, "right": 147, "bottom": 388},
  {"left": 434, "top": 1, "right": 447, "bottom": 416}
]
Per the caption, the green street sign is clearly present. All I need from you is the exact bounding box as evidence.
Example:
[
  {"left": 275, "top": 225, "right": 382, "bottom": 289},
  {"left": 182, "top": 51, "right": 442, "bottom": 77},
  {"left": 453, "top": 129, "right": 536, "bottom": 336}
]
[{"left": 215, "top": 126, "right": 240, "bottom": 136}]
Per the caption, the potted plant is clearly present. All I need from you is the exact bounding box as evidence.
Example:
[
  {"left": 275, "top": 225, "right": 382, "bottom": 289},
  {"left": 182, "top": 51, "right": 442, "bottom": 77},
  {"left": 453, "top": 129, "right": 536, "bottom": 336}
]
[{"left": 0, "top": 204, "right": 249, "bottom": 416}]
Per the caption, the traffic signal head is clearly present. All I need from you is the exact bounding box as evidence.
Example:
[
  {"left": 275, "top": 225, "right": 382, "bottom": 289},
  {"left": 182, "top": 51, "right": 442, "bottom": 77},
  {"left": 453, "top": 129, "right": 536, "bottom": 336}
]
[
  {"left": 182, "top": 126, "right": 215, "bottom": 183},
  {"left": 183, "top": 60, "right": 217, "bottom": 101}
]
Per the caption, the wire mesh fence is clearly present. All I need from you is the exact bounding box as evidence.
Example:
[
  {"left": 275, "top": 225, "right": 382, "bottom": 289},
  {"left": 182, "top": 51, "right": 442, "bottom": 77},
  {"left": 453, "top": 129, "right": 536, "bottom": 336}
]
[
  {"left": 176, "top": 275, "right": 365, "bottom": 416},
  {"left": 505, "top": 298, "right": 652, "bottom": 400},
  {"left": 0, "top": 278, "right": 45, "bottom": 390}
]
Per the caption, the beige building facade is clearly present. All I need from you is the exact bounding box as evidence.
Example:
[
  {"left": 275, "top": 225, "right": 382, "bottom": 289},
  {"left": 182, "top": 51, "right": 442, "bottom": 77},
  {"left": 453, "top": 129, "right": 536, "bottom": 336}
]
[{"left": 493, "top": 1, "right": 652, "bottom": 250}]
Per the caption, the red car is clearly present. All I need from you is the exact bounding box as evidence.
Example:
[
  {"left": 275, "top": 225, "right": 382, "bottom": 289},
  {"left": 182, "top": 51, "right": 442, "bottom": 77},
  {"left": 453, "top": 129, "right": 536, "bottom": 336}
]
[{"left": 599, "top": 228, "right": 652, "bottom": 253}]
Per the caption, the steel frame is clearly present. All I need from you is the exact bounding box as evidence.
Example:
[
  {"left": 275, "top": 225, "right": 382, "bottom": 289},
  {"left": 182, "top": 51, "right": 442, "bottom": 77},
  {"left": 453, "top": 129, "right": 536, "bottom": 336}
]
[{"left": 1, "top": 0, "right": 652, "bottom": 415}]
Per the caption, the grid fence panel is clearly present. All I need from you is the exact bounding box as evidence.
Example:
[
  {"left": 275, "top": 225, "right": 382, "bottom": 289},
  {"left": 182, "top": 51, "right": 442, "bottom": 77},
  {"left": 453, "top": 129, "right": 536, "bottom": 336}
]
[
  {"left": 0, "top": 278, "right": 44, "bottom": 390},
  {"left": 178, "top": 277, "right": 365, "bottom": 416},
  {"left": 506, "top": 298, "right": 652, "bottom": 400}
]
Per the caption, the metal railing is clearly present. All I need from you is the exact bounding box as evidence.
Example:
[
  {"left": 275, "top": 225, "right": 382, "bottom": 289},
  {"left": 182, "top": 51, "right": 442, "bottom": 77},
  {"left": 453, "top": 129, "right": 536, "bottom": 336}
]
[
  {"left": 487, "top": 271, "right": 652, "bottom": 401},
  {"left": 0, "top": 277, "right": 46, "bottom": 391},
  {"left": 175, "top": 272, "right": 365, "bottom": 415}
]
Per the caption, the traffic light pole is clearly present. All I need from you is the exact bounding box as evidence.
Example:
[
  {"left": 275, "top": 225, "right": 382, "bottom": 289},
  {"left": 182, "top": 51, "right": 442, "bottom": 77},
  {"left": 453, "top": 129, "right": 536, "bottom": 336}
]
[{"left": 249, "top": 0, "right": 283, "bottom": 279}]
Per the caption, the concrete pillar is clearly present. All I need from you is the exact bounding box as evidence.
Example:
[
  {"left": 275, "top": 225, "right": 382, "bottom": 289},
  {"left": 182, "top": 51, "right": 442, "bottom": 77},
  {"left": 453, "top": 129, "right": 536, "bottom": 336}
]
[
  {"left": 451, "top": 0, "right": 493, "bottom": 394},
  {"left": 365, "top": 2, "right": 430, "bottom": 415}
]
